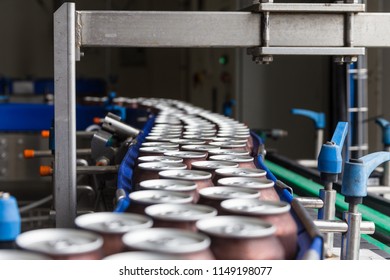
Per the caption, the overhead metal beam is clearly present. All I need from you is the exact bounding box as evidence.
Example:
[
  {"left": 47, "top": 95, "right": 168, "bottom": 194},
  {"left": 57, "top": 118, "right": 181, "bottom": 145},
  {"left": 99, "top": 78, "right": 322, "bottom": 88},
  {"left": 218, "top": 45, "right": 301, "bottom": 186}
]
[{"left": 77, "top": 11, "right": 390, "bottom": 49}]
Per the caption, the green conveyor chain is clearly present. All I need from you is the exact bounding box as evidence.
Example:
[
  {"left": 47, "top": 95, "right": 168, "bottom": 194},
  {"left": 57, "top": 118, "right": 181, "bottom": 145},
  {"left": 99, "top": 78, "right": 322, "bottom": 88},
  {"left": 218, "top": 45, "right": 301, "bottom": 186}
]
[{"left": 265, "top": 160, "right": 390, "bottom": 254}]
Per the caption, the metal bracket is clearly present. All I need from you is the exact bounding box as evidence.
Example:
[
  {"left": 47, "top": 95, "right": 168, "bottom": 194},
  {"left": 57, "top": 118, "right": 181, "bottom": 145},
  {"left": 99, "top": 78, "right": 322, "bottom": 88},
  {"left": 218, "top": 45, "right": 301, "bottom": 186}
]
[{"left": 247, "top": 1, "right": 365, "bottom": 64}]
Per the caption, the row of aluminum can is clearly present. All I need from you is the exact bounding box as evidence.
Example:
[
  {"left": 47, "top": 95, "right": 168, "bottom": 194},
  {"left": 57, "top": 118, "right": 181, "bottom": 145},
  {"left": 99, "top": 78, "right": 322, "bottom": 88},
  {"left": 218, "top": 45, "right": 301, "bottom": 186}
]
[{"left": 1, "top": 98, "right": 297, "bottom": 260}]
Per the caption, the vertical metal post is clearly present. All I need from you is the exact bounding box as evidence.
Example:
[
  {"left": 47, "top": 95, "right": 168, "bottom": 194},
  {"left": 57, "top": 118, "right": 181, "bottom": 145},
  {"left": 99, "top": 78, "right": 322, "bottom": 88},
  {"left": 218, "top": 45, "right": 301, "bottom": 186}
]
[{"left": 54, "top": 3, "right": 77, "bottom": 228}]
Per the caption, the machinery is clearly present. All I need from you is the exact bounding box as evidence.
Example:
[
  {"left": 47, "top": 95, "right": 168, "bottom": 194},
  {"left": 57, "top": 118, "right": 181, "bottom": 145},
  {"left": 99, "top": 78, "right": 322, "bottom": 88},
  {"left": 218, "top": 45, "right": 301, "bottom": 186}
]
[{"left": 1, "top": 1, "right": 390, "bottom": 260}]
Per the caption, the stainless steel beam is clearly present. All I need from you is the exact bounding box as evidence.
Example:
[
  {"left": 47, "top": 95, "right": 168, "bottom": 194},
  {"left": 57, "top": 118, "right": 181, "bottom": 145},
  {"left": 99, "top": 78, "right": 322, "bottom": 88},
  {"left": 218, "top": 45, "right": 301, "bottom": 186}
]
[
  {"left": 77, "top": 11, "right": 390, "bottom": 49},
  {"left": 54, "top": 3, "right": 77, "bottom": 228},
  {"left": 78, "top": 11, "right": 260, "bottom": 48}
]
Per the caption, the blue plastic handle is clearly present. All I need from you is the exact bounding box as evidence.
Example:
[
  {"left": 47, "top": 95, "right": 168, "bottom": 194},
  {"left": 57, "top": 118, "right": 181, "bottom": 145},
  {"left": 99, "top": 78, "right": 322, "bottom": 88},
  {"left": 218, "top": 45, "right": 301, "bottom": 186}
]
[
  {"left": 342, "top": 151, "right": 390, "bottom": 197},
  {"left": 318, "top": 122, "right": 348, "bottom": 174},
  {"left": 375, "top": 118, "right": 390, "bottom": 146},
  {"left": 291, "top": 109, "right": 326, "bottom": 129}
]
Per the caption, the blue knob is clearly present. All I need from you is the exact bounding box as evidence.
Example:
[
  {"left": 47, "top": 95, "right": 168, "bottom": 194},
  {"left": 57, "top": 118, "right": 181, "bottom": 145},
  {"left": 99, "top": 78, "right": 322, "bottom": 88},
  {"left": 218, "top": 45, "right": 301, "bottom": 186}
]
[
  {"left": 342, "top": 151, "right": 390, "bottom": 198},
  {"left": 375, "top": 118, "right": 390, "bottom": 146},
  {"left": 291, "top": 109, "right": 326, "bottom": 129},
  {"left": 0, "top": 193, "right": 21, "bottom": 241},
  {"left": 318, "top": 122, "right": 348, "bottom": 174}
]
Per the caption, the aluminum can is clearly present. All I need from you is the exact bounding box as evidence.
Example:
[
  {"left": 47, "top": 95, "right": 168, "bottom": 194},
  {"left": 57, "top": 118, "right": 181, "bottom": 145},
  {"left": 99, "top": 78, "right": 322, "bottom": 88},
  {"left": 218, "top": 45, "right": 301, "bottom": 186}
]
[
  {"left": 122, "top": 228, "right": 214, "bottom": 260},
  {"left": 145, "top": 203, "right": 217, "bottom": 232},
  {"left": 141, "top": 142, "right": 180, "bottom": 149},
  {"left": 138, "top": 146, "right": 179, "bottom": 157},
  {"left": 197, "top": 186, "right": 260, "bottom": 213},
  {"left": 207, "top": 148, "right": 249, "bottom": 157},
  {"left": 220, "top": 199, "right": 298, "bottom": 259},
  {"left": 214, "top": 167, "right": 266, "bottom": 184},
  {"left": 137, "top": 155, "right": 183, "bottom": 164},
  {"left": 139, "top": 179, "right": 198, "bottom": 203},
  {"left": 209, "top": 154, "right": 256, "bottom": 168},
  {"left": 0, "top": 250, "right": 51, "bottom": 260},
  {"left": 164, "top": 151, "right": 207, "bottom": 169},
  {"left": 75, "top": 212, "right": 153, "bottom": 256},
  {"left": 217, "top": 177, "right": 280, "bottom": 201},
  {"left": 103, "top": 251, "right": 179, "bottom": 260},
  {"left": 128, "top": 190, "right": 193, "bottom": 214},
  {"left": 159, "top": 170, "right": 214, "bottom": 201},
  {"left": 133, "top": 162, "right": 187, "bottom": 186},
  {"left": 16, "top": 228, "right": 104, "bottom": 260},
  {"left": 190, "top": 160, "right": 239, "bottom": 184},
  {"left": 196, "top": 216, "right": 285, "bottom": 260}
]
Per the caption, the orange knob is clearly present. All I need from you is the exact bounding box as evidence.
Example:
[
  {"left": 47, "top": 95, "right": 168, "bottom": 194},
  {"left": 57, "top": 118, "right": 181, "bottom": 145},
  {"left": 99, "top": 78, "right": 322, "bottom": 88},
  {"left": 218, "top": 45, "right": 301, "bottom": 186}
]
[
  {"left": 41, "top": 130, "right": 50, "bottom": 138},
  {"left": 93, "top": 117, "right": 102, "bottom": 124},
  {"left": 40, "top": 166, "right": 53, "bottom": 176},
  {"left": 23, "top": 149, "right": 35, "bottom": 159}
]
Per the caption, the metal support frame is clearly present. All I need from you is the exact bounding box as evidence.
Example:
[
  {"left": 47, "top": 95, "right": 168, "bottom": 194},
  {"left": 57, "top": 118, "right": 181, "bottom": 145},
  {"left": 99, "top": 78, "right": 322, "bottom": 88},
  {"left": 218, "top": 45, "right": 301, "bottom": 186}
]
[
  {"left": 54, "top": 2, "right": 390, "bottom": 227},
  {"left": 54, "top": 3, "right": 77, "bottom": 228}
]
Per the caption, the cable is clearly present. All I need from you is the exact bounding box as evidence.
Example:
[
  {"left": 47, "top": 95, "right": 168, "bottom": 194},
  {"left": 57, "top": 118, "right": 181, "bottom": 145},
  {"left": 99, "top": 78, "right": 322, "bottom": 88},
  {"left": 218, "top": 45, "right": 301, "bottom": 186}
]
[{"left": 19, "top": 195, "right": 53, "bottom": 213}]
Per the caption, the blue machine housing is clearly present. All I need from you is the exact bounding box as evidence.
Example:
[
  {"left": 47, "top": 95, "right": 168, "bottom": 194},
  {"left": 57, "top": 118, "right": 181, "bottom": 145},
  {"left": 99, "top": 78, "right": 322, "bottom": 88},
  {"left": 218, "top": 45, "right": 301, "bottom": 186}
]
[{"left": 0, "top": 195, "right": 21, "bottom": 241}]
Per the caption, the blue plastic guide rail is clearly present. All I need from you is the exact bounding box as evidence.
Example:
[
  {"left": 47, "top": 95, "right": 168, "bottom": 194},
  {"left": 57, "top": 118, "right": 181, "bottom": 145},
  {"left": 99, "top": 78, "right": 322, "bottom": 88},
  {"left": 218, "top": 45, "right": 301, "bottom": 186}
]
[{"left": 114, "top": 115, "right": 155, "bottom": 213}]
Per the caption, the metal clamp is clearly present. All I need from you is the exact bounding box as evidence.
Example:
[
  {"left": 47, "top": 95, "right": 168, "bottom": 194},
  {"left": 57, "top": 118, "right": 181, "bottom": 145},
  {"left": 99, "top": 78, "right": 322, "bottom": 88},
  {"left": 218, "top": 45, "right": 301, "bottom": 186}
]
[{"left": 247, "top": 0, "right": 365, "bottom": 64}]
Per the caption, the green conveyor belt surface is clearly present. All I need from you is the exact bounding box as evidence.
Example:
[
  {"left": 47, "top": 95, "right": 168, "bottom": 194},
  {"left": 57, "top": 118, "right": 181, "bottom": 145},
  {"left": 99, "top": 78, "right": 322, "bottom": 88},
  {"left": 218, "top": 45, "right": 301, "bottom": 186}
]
[{"left": 266, "top": 160, "right": 390, "bottom": 241}]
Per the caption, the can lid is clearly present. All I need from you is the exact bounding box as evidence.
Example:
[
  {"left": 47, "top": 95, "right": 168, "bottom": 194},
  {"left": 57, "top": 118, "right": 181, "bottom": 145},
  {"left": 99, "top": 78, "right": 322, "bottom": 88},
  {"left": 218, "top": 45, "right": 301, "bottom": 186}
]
[
  {"left": 122, "top": 228, "right": 210, "bottom": 253},
  {"left": 218, "top": 177, "right": 274, "bottom": 189},
  {"left": 217, "top": 134, "right": 249, "bottom": 139},
  {"left": 138, "top": 156, "right": 183, "bottom": 164},
  {"left": 215, "top": 167, "right": 266, "bottom": 178},
  {"left": 129, "top": 190, "right": 193, "bottom": 204},
  {"left": 145, "top": 203, "right": 217, "bottom": 221},
  {"left": 183, "top": 135, "right": 216, "bottom": 141},
  {"left": 0, "top": 250, "right": 51, "bottom": 260},
  {"left": 212, "top": 138, "right": 247, "bottom": 144},
  {"left": 209, "top": 155, "right": 253, "bottom": 163},
  {"left": 137, "top": 162, "right": 187, "bottom": 171},
  {"left": 75, "top": 212, "right": 153, "bottom": 234},
  {"left": 209, "top": 142, "right": 247, "bottom": 148},
  {"left": 196, "top": 216, "right": 275, "bottom": 239},
  {"left": 207, "top": 149, "right": 249, "bottom": 156},
  {"left": 145, "top": 136, "right": 177, "bottom": 142},
  {"left": 16, "top": 229, "right": 103, "bottom": 255},
  {"left": 168, "top": 139, "right": 206, "bottom": 145},
  {"left": 159, "top": 170, "right": 212, "bottom": 181},
  {"left": 139, "top": 179, "right": 197, "bottom": 192},
  {"left": 139, "top": 147, "right": 179, "bottom": 154},
  {"left": 199, "top": 186, "right": 260, "bottom": 200},
  {"left": 103, "top": 251, "right": 180, "bottom": 260},
  {"left": 191, "top": 160, "right": 238, "bottom": 170},
  {"left": 164, "top": 151, "right": 207, "bottom": 159},
  {"left": 221, "top": 199, "right": 290, "bottom": 215},
  {"left": 141, "top": 142, "right": 179, "bottom": 148},
  {"left": 182, "top": 145, "right": 221, "bottom": 152}
]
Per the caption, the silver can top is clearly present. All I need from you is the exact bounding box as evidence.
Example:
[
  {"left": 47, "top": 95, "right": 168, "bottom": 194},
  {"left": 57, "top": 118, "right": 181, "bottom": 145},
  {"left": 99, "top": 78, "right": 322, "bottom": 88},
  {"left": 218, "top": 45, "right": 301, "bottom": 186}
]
[
  {"left": 137, "top": 156, "right": 183, "bottom": 164},
  {"left": 0, "top": 250, "right": 51, "bottom": 260},
  {"left": 209, "top": 154, "right": 254, "bottom": 163},
  {"left": 221, "top": 199, "right": 291, "bottom": 215},
  {"left": 164, "top": 151, "right": 207, "bottom": 159},
  {"left": 218, "top": 177, "right": 274, "bottom": 189},
  {"left": 199, "top": 186, "right": 260, "bottom": 200},
  {"left": 196, "top": 216, "right": 275, "bottom": 239},
  {"left": 139, "top": 179, "right": 197, "bottom": 192},
  {"left": 16, "top": 228, "right": 103, "bottom": 255},
  {"left": 209, "top": 142, "right": 247, "bottom": 149},
  {"left": 215, "top": 167, "right": 267, "bottom": 178},
  {"left": 129, "top": 190, "right": 193, "bottom": 205},
  {"left": 141, "top": 142, "right": 180, "bottom": 149},
  {"left": 207, "top": 149, "right": 249, "bottom": 156},
  {"left": 191, "top": 160, "right": 239, "bottom": 170},
  {"left": 217, "top": 133, "right": 249, "bottom": 139},
  {"left": 211, "top": 138, "right": 247, "bottom": 144},
  {"left": 137, "top": 162, "right": 187, "bottom": 171},
  {"left": 103, "top": 251, "right": 180, "bottom": 260},
  {"left": 145, "top": 203, "right": 217, "bottom": 221},
  {"left": 181, "top": 145, "right": 221, "bottom": 152},
  {"left": 159, "top": 170, "right": 212, "bottom": 181},
  {"left": 145, "top": 136, "right": 178, "bottom": 142},
  {"left": 168, "top": 139, "right": 206, "bottom": 145},
  {"left": 75, "top": 212, "right": 153, "bottom": 234},
  {"left": 122, "top": 228, "right": 210, "bottom": 253},
  {"left": 139, "top": 146, "right": 179, "bottom": 154}
]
